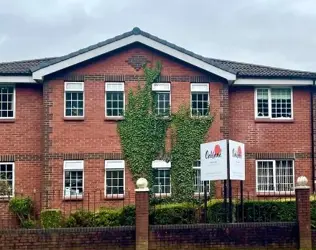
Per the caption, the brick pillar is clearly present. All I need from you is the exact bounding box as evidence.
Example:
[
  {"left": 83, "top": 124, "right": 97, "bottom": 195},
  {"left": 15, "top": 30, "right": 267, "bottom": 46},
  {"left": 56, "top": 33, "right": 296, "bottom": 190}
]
[
  {"left": 135, "top": 178, "right": 149, "bottom": 250},
  {"left": 295, "top": 176, "right": 312, "bottom": 250}
]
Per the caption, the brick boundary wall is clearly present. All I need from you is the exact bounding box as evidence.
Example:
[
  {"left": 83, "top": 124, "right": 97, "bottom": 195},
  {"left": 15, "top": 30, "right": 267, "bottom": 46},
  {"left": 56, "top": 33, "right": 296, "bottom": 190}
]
[
  {"left": 149, "top": 223, "right": 298, "bottom": 250},
  {"left": 0, "top": 223, "right": 298, "bottom": 250},
  {"left": 0, "top": 226, "right": 136, "bottom": 250}
]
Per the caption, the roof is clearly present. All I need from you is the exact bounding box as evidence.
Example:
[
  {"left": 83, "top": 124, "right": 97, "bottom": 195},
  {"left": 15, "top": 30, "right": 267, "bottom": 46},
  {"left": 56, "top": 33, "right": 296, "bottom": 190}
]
[{"left": 1, "top": 27, "right": 316, "bottom": 80}]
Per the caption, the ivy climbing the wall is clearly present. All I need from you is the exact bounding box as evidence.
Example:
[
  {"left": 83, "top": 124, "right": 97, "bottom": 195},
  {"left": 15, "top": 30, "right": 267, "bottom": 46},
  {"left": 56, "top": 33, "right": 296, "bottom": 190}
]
[
  {"left": 118, "top": 62, "right": 169, "bottom": 186},
  {"left": 118, "top": 62, "right": 214, "bottom": 201},
  {"left": 171, "top": 107, "right": 213, "bottom": 201}
]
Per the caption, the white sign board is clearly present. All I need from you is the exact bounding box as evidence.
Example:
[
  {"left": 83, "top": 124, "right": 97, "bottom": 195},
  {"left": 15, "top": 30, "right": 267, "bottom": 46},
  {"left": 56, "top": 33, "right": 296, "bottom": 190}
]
[
  {"left": 200, "top": 140, "right": 228, "bottom": 181},
  {"left": 200, "top": 139, "right": 245, "bottom": 181},
  {"left": 229, "top": 140, "right": 245, "bottom": 180}
]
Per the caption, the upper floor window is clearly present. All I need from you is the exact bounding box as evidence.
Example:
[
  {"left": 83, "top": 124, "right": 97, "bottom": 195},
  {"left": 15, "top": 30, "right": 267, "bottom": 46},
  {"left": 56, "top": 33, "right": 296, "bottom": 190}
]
[
  {"left": 191, "top": 83, "right": 209, "bottom": 116},
  {"left": 256, "top": 159, "right": 294, "bottom": 193},
  {"left": 64, "top": 82, "right": 84, "bottom": 117},
  {"left": 105, "top": 160, "right": 125, "bottom": 198},
  {"left": 105, "top": 82, "right": 124, "bottom": 117},
  {"left": 256, "top": 88, "right": 292, "bottom": 119},
  {"left": 63, "top": 160, "right": 84, "bottom": 198},
  {"left": 152, "top": 160, "right": 171, "bottom": 195},
  {"left": 0, "top": 162, "right": 14, "bottom": 196},
  {"left": 152, "top": 83, "right": 171, "bottom": 116},
  {"left": 0, "top": 86, "right": 15, "bottom": 119}
]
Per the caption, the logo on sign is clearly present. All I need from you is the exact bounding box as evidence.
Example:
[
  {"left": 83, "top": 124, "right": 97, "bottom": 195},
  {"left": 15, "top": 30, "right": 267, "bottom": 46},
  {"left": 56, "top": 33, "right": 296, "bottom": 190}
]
[
  {"left": 232, "top": 146, "right": 242, "bottom": 159},
  {"left": 205, "top": 144, "right": 222, "bottom": 159}
]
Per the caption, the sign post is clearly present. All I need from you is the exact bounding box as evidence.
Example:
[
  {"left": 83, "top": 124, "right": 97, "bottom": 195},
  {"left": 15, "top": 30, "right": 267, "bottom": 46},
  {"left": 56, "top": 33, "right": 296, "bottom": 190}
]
[{"left": 201, "top": 139, "right": 245, "bottom": 223}]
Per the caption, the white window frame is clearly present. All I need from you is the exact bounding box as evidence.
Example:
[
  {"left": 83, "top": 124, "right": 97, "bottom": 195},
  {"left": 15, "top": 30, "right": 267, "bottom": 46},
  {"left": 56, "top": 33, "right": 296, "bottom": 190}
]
[
  {"left": 255, "top": 159, "right": 295, "bottom": 193},
  {"left": 190, "top": 83, "right": 210, "bottom": 117},
  {"left": 104, "top": 160, "right": 125, "bottom": 198},
  {"left": 0, "top": 85, "right": 16, "bottom": 120},
  {"left": 0, "top": 162, "right": 15, "bottom": 197},
  {"left": 152, "top": 83, "right": 171, "bottom": 116},
  {"left": 63, "top": 160, "right": 84, "bottom": 198},
  {"left": 192, "top": 161, "right": 210, "bottom": 195},
  {"left": 64, "top": 82, "right": 85, "bottom": 118},
  {"left": 105, "top": 82, "right": 125, "bottom": 118},
  {"left": 152, "top": 160, "right": 171, "bottom": 196},
  {"left": 254, "top": 87, "right": 293, "bottom": 120}
]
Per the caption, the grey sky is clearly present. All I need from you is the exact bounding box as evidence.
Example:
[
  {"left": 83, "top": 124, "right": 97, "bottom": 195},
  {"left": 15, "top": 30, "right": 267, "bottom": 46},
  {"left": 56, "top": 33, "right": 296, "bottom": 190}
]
[{"left": 0, "top": 0, "right": 315, "bottom": 71}]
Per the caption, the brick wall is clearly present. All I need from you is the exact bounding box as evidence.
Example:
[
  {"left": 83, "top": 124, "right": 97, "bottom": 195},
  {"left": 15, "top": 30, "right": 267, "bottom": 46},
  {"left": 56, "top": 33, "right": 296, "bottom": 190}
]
[
  {"left": 229, "top": 86, "right": 312, "bottom": 196},
  {"left": 0, "top": 223, "right": 298, "bottom": 250},
  {"left": 0, "top": 227, "right": 135, "bottom": 250},
  {"left": 149, "top": 223, "right": 298, "bottom": 250},
  {"left": 0, "top": 84, "right": 43, "bottom": 225},
  {"left": 43, "top": 44, "right": 225, "bottom": 209}
]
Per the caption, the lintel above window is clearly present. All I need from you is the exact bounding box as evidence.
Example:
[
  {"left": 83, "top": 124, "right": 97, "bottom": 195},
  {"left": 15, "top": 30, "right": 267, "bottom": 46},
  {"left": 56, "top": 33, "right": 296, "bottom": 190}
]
[{"left": 152, "top": 83, "right": 170, "bottom": 91}]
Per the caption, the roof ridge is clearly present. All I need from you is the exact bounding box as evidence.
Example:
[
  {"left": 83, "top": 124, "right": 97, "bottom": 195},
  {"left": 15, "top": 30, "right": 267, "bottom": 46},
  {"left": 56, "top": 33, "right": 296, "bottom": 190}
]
[
  {"left": 207, "top": 57, "right": 315, "bottom": 74},
  {"left": 0, "top": 57, "right": 57, "bottom": 65}
]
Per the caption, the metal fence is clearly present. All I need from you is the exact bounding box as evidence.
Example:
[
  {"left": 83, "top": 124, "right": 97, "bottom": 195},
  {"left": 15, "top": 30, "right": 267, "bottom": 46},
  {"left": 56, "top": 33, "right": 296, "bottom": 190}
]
[{"left": 0, "top": 188, "right": 301, "bottom": 229}]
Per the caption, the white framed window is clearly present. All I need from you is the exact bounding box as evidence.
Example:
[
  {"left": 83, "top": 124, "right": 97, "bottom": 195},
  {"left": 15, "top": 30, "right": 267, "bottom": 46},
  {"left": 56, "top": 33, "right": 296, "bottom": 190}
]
[
  {"left": 256, "top": 160, "right": 294, "bottom": 192},
  {"left": 255, "top": 88, "right": 293, "bottom": 119},
  {"left": 0, "top": 162, "right": 14, "bottom": 197},
  {"left": 105, "top": 160, "right": 125, "bottom": 197},
  {"left": 152, "top": 160, "right": 171, "bottom": 195},
  {"left": 0, "top": 86, "right": 15, "bottom": 119},
  {"left": 63, "top": 161, "right": 84, "bottom": 198},
  {"left": 64, "top": 82, "right": 84, "bottom": 117},
  {"left": 193, "top": 160, "right": 210, "bottom": 194},
  {"left": 152, "top": 83, "right": 171, "bottom": 116},
  {"left": 105, "top": 82, "right": 125, "bottom": 117},
  {"left": 191, "top": 83, "right": 209, "bottom": 116}
]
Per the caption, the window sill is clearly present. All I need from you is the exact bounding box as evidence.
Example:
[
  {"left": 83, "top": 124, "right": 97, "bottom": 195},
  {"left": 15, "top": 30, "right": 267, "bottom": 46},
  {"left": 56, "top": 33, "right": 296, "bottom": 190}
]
[
  {"left": 0, "top": 118, "right": 15, "bottom": 123},
  {"left": 156, "top": 116, "right": 171, "bottom": 121},
  {"left": 255, "top": 118, "right": 294, "bottom": 123},
  {"left": 256, "top": 192, "right": 295, "bottom": 197},
  {"left": 153, "top": 193, "right": 171, "bottom": 198},
  {"left": 64, "top": 117, "right": 85, "bottom": 121},
  {"left": 0, "top": 196, "right": 12, "bottom": 202},
  {"left": 104, "top": 117, "right": 125, "bottom": 121},
  {"left": 63, "top": 196, "right": 83, "bottom": 201},
  {"left": 104, "top": 194, "right": 125, "bottom": 200}
]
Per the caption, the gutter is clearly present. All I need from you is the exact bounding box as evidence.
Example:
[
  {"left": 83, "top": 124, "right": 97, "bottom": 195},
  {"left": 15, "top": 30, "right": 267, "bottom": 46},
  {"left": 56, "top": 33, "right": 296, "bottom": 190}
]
[{"left": 312, "top": 81, "right": 315, "bottom": 193}]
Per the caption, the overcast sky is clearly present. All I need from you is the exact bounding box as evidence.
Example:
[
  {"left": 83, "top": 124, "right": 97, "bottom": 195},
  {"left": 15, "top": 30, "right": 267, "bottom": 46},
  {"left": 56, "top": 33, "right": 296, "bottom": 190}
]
[{"left": 0, "top": 0, "right": 315, "bottom": 71}]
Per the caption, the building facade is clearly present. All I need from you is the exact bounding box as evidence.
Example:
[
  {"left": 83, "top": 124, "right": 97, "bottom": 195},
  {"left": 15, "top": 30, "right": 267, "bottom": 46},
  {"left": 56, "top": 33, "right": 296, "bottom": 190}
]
[{"left": 0, "top": 28, "right": 315, "bottom": 216}]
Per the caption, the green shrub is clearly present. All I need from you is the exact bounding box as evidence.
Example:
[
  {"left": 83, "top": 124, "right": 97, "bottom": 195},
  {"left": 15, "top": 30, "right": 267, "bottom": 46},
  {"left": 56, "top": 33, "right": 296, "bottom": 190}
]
[
  {"left": 207, "top": 200, "right": 227, "bottom": 223},
  {"left": 95, "top": 208, "right": 121, "bottom": 226},
  {"left": 41, "top": 209, "right": 63, "bottom": 228},
  {"left": 120, "top": 205, "right": 135, "bottom": 225},
  {"left": 150, "top": 203, "right": 197, "bottom": 225},
  {"left": 238, "top": 200, "right": 296, "bottom": 222},
  {"left": 64, "top": 210, "right": 95, "bottom": 227},
  {"left": 9, "top": 197, "right": 33, "bottom": 227},
  {"left": 21, "top": 219, "right": 36, "bottom": 229}
]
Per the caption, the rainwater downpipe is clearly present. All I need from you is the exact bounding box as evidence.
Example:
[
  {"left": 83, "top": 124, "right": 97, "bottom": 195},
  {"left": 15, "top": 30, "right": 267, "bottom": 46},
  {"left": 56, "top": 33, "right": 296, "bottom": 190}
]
[{"left": 311, "top": 80, "right": 315, "bottom": 193}]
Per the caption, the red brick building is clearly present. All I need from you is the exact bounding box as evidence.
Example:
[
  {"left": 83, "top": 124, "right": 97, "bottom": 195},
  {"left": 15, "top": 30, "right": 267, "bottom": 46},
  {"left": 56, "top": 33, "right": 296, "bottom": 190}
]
[{"left": 0, "top": 27, "right": 315, "bottom": 214}]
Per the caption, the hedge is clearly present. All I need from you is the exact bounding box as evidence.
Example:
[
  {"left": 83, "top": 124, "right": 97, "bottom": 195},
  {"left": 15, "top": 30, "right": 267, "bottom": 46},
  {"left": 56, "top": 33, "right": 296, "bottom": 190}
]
[{"left": 36, "top": 200, "right": 316, "bottom": 228}]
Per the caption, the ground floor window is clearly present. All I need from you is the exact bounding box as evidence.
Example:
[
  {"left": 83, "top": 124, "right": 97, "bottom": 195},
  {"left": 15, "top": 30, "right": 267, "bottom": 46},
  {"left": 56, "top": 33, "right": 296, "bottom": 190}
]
[
  {"left": 256, "top": 160, "right": 294, "bottom": 192},
  {"left": 0, "top": 162, "right": 14, "bottom": 196},
  {"left": 63, "top": 161, "right": 84, "bottom": 197},
  {"left": 193, "top": 160, "right": 209, "bottom": 194},
  {"left": 105, "top": 160, "right": 125, "bottom": 197},
  {"left": 152, "top": 160, "right": 171, "bottom": 195}
]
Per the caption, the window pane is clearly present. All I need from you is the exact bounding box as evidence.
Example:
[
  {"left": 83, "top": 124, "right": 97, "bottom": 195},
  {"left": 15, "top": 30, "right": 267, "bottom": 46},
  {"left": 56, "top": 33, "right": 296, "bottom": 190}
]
[
  {"left": 257, "top": 161, "right": 274, "bottom": 192},
  {"left": 0, "top": 163, "right": 14, "bottom": 195},
  {"left": 191, "top": 93, "right": 208, "bottom": 116},
  {"left": 155, "top": 92, "right": 170, "bottom": 116},
  {"left": 106, "top": 170, "right": 124, "bottom": 195},
  {"left": 153, "top": 169, "right": 171, "bottom": 194},
  {"left": 275, "top": 160, "right": 294, "bottom": 191},
  {"left": 64, "top": 170, "right": 83, "bottom": 196},
  {"left": 65, "top": 90, "right": 84, "bottom": 117},
  {"left": 106, "top": 92, "right": 124, "bottom": 117},
  {"left": 271, "top": 88, "right": 292, "bottom": 118},
  {"left": 0, "top": 87, "right": 14, "bottom": 118},
  {"left": 256, "top": 89, "right": 269, "bottom": 117}
]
